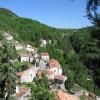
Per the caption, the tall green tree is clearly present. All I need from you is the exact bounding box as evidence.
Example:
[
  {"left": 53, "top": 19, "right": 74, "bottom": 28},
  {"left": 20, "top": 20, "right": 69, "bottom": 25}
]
[
  {"left": 0, "top": 46, "right": 16, "bottom": 99},
  {"left": 27, "top": 74, "right": 55, "bottom": 100},
  {"left": 86, "top": 0, "right": 100, "bottom": 26}
]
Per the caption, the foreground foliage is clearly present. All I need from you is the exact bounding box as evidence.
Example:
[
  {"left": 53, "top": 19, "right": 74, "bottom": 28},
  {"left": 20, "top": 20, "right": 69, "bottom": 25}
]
[{"left": 27, "top": 74, "right": 55, "bottom": 100}]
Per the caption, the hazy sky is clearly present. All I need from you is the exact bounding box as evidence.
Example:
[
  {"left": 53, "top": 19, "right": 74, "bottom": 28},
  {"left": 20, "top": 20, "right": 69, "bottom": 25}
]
[{"left": 0, "top": 0, "right": 91, "bottom": 28}]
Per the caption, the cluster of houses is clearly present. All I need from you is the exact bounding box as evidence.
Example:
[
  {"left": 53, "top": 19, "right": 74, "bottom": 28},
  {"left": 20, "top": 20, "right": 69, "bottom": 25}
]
[
  {"left": 4, "top": 32, "right": 68, "bottom": 88},
  {"left": 14, "top": 44, "right": 69, "bottom": 100},
  {"left": 16, "top": 51, "right": 67, "bottom": 84},
  {"left": 15, "top": 51, "right": 69, "bottom": 100},
  {"left": 14, "top": 43, "right": 38, "bottom": 63},
  {"left": 3, "top": 32, "right": 67, "bottom": 99},
  {"left": 3, "top": 31, "right": 96, "bottom": 100}
]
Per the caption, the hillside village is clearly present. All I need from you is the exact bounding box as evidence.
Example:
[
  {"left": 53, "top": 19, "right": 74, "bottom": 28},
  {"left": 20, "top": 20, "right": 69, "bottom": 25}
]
[{"left": 0, "top": 31, "right": 98, "bottom": 100}]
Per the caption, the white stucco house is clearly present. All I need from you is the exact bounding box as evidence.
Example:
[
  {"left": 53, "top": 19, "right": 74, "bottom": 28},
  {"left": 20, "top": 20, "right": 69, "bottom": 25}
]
[
  {"left": 40, "top": 39, "right": 47, "bottom": 47},
  {"left": 15, "top": 43, "right": 23, "bottom": 51},
  {"left": 16, "top": 67, "right": 39, "bottom": 83},
  {"left": 19, "top": 54, "right": 29, "bottom": 62},
  {"left": 47, "top": 59, "right": 62, "bottom": 76},
  {"left": 40, "top": 52, "right": 49, "bottom": 61},
  {"left": 4, "top": 32, "right": 13, "bottom": 41},
  {"left": 26, "top": 44, "right": 35, "bottom": 53},
  {"left": 19, "top": 54, "right": 33, "bottom": 62}
]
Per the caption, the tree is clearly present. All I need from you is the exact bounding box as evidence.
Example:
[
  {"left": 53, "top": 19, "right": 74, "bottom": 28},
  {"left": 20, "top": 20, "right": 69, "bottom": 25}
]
[
  {"left": 65, "top": 72, "right": 75, "bottom": 90},
  {"left": 0, "top": 46, "right": 16, "bottom": 99},
  {"left": 86, "top": 0, "right": 100, "bottom": 26},
  {"left": 27, "top": 74, "right": 55, "bottom": 100}
]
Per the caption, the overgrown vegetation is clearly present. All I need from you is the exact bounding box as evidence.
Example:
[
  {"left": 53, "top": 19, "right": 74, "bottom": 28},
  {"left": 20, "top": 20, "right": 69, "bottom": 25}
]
[
  {"left": 27, "top": 74, "right": 55, "bottom": 100},
  {"left": 0, "top": 45, "right": 16, "bottom": 99}
]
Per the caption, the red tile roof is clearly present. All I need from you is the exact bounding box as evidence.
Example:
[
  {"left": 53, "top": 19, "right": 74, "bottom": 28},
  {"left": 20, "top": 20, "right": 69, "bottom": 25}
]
[
  {"left": 16, "top": 67, "right": 35, "bottom": 77},
  {"left": 16, "top": 72, "right": 23, "bottom": 77},
  {"left": 40, "top": 52, "right": 49, "bottom": 56},
  {"left": 46, "top": 70, "right": 54, "bottom": 75},
  {"left": 55, "top": 90, "right": 79, "bottom": 100},
  {"left": 16, "top": 86, "right": 30, "bottom": 97},
  {"left": 48, "top": 59, "right": 61, "bottom": 68}
]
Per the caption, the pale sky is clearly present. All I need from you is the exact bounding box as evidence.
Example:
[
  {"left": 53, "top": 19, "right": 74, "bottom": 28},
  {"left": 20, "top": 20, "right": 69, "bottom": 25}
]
[{"left": 0, "top": 0, "right": 91, "bottom": 28}]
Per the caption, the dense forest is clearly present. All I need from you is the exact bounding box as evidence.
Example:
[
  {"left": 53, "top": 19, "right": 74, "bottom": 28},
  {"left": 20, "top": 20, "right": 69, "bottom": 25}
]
[{"left": 0, "top": 8, "right": 100, "bottom": 95}]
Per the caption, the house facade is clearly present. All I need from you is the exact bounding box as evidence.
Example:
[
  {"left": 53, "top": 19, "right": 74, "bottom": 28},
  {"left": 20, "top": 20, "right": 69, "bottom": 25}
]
[
  {"left": 20, "top": 54, "right": 29, "bottom": 62},
  {"left": 16, "top": 67, "right": 39, "bottom": 83},
  {"left": 19, "top": 54, "right": 33, "bottom": 62},
  {"left": 29, "top": 55, "right": 34, "bottom": 62},
  {"left": 15, "top": 44, "right": 23, "bottom": 51},
  {"left": 47, "top": 59, "right": 62, "bottom": 76},
  {"left": 26, "top": 44, "right": 35, "bottom": 53},
  {"left": 40, "top": 52, "right": 49, "bottom": 61}
]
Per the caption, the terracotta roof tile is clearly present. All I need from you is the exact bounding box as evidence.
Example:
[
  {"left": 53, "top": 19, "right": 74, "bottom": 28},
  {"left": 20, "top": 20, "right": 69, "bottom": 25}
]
[
  {"left": 56, "top": 90, "right": 79, "bottom": 100},
  {"left": 46, "top": 70, "right": 54, "bottom": 75},
  {"left": 16, "top": 67, "right": 35, "bottom": 77},
  {"left": 16, "top": 86, "right": 30, "bottom": 97},
  {"left": 40, "top": 52, "right": 49, "bottom": 56},
  {"left": 48, "top": 59, "right": 61, "bottom": 68},
  {"left": 16, "top": 72, "right": 23, "bottom": 77}
]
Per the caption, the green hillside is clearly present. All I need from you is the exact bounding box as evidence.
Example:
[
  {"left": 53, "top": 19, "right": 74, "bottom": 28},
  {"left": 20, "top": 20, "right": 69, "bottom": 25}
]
[
  {"left": 0, "top": 8, "right": 73, "bottom": 44},
  {"left": 0, "top": 8, "right": 100, "bottom": 95}
]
